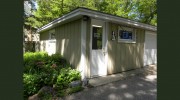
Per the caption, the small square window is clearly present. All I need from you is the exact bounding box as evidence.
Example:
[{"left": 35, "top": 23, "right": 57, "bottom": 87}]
[
  {"left": 118, "top": 30, "right": 136, "bottom": 43},
  {"left": 49, "top": 30, "right": 55, "bottom": 40},
  {"left": 50, "top": 33, "right": 55, "bottom": 39}
]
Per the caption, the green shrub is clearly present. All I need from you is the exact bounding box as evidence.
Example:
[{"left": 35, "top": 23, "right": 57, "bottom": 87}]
[
  {"left": 55, "top": 68, "right": 70, "bottom": 89},
  {"left": 24, "top": 52, "right": 48, "bottom": 65},
  {"left": 23, "top": 74, "right": 41, "bottom": 98},
  {"left": 23, "top": 52, "right": 82, "bottom": 98},
  {"left": 23, "top": 70, "right": 59, "bottom": 98},
  {"left": 48, "top": 53, "right": 68, "bottom": 68},
  {"left": 24, "top": 52, "right": 68, "bottom": 74},
  {"left": 68, "top": 69, "right": 81, "bottom": 82},
  {"left": 24, "top": 52, "right": 49, "bottom": 74},
  {"left": 55, "top": 67, "right": 81, "bottom": 90},
  {"left": 49, "top": 53, "right": 62, "bottom": 62},
  {"left": 38, "top": 69, "right": 58, "bottom": 86}
]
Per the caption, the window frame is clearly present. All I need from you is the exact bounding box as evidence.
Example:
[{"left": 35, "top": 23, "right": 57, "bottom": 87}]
[
  {"left": 92, "top": 26, "right": 103, "bottom": 50},
  {"left": 49, "top": 29, "right": 56, "bottom": 40},
  {"left": 118, "top": 27, "right": 136, "bottom": 43}
]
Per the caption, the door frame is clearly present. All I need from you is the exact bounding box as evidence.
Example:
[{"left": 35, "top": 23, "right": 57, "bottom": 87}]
[{"left": 90, "top": 18, "right": 108, "bottom": 77}]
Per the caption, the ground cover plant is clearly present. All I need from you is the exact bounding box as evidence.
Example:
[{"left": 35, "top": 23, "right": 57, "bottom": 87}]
[{"left": 23, "top": 52, "right": 82, "bottom": 99}]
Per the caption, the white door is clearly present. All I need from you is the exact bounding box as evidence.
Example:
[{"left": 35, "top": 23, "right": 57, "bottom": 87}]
[
  {"left": 144, "top": 31, "right": 157, "bottom": 66},
  {"left": 90, "top": 19, "right": 107, "bottom": 77}
]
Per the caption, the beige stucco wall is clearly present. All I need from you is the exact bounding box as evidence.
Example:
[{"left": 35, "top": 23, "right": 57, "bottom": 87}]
[
  {"left": 85, "top": 19, "right": 91, "bottom": 78},
  {"left": 40, "top": 31, "right": 49, "bottom": 40},
  {"left": 40, "top": 19, "right": 82, "bottom": 69},
  {"left": 107, "top": 22, "right": 145, "bottom": 74},
  {"left": 55, "top": 19, "right": 82, "bottom": 69},
  {"left": 39, "top": 31, "right": 49, "bottom": 53},
  {"left": 40, "top": 19, "right": 146, "bottom": 77}
]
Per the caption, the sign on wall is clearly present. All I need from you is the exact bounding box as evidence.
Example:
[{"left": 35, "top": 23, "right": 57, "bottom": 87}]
[
  {"left": 120, "top": 30, "right": 133, "bottom": 39},
  {"left": 111, "top": 31, "right": 116, "bottom": 40},
  {"left": 118, "top": 29, "right": 136, "bottom": 43}
]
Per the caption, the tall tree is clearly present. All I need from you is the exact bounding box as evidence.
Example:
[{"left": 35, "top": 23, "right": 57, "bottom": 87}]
[
  {"left": 136, "top": 0, "right": 157, "bottom": 25},
  {"left": 31, "top": 0, "right": 157, "bottom": 28},
  {"left": 24, "top": 0, "right": 40, "bottom": 52}
]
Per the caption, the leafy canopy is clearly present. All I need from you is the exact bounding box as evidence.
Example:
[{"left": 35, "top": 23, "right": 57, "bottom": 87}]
[{"left": 26, "top": 0, "right": 157, "bottom": 28}]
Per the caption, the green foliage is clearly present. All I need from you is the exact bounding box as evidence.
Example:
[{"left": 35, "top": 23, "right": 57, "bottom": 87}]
[
  {"left": 38, "top": 69, "right": 58, "bottom": 86},
  {"left": 55, "top": 67, "right": 81, "bottom": 90},
  {"left": 132, "top": 0, "right": 157, "bottom": 25},
  {"left": 23, "top": 52, "right": 82, "bottom": 98},
  {"left": 49, "top": 53, "right": 67, "bottom": 67},
  {"left": 25, "top": 17, "right": 43, "bottom": 28},
  {"left": 30, "top": 0, "right": 156, "bottom": 28},
  {"left": 55, "top": 68, "right": 71, "bottom": 89},
  {"left": 24, "top": 0, "right": 39, "bottom": 28},
  {"left": 24, "top": 51, "right": 48, "bottom": 65},
  {"left": 38, "top": 91, "right": 53, "bottom": 100},
  {"left": 24, "top": 0, "right": 157, "bottom": 29},
  {"left": 23, "top": 74, "right": 41, "bottom": 98},
  {"left": 68, "top": 69, "right": 81, "bottom": 82},
  {"left": 24, "top": 52, "right": 49, "bottom": 74},
  {"left": 23, "top": 52, "right": 68, "bottom": 74}
]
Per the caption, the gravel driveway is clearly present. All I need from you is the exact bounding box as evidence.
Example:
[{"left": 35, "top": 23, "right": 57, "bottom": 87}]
[{"left": 61, "top": 72, "right": 157, "bottom": 100}]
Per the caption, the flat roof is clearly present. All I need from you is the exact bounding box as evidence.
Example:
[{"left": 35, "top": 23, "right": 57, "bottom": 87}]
[{"left": 37, "top": 7, "right": 157, "bottom": 33}]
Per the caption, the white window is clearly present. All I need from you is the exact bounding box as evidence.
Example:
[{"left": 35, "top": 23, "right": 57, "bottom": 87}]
[
  {"left": 118, "top": 27, "right": 136, "bottom": 43},
  {"left": 49, "top": 29, "right": 55, "bottom": 40}
]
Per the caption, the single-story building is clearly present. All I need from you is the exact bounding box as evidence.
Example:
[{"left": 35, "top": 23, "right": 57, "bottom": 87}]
[{"left": 37, "top": 7, "right": 157, "bottom": 79}]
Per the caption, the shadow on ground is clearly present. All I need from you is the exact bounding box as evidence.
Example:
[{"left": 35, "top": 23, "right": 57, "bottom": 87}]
[{"left": 61, "top": 72, "right": 156, "bottom": 100}]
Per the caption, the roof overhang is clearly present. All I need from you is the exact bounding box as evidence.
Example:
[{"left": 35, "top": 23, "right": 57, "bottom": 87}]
[{"left": 37, "top": 7, "right": 157, "bottom": 33}]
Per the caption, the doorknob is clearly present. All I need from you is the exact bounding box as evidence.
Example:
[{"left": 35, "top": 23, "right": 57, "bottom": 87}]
[{"left": 102, "top": 48, "right": 106, "bottom": 56}]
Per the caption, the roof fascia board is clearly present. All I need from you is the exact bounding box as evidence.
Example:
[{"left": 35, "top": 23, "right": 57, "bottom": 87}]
[
  {"left": 38, "top": 8, "right": 157, "bottom": 33},
  {"left": 79, "top": 8, "right": 157, "bottom": 31}
]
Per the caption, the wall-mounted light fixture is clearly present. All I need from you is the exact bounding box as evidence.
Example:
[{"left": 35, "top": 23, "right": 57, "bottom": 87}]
[{"left": 83, "top": 15, "right": 89, "bottom": 21}]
